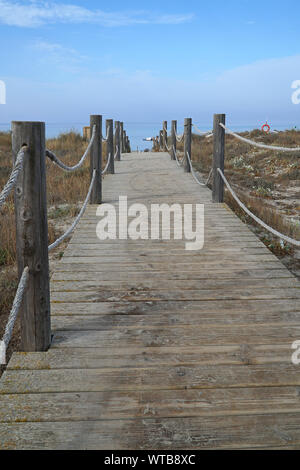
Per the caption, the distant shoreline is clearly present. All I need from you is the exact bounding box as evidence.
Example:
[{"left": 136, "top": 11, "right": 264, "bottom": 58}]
[{"left": 1, "top": 122, "right": 300, "bottom": 151}]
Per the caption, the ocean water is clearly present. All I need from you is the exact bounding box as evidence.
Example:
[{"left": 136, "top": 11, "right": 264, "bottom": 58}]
[
  {"left": 1, "top": 121, "right": 300, "bottom": 152},
  {"left": 0, "top": 121, "right": 165, "bottom": 151}
]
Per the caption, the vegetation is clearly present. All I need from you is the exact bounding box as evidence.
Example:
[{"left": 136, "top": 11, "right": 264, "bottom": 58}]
[{"left": 175, "top": 129, "right": 300, "bottom": 272}]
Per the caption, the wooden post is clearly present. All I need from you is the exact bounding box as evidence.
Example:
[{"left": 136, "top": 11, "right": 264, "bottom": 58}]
[
  {"left": 163, "top": 121, "right": 167, "bottom": 151},
  {"left": 120, "top": 122, "right": 124, "bottom": 153},
  {"left": 123, "top": 130, "right": 126, "bottom": 153},
  {"left": 212, "top": 114, "right": 225, "bottom": 203},
  {"left": 12, "top": 121, "right": 51, "bottom": 352},
  {"left": 171, "top": 120, "right": 177, "bottom": 160},
  {"left": 126, "top": 136, "right": 131, "bottom": 153},
  {"left": 106, "top": 119, "right": 114, "bottom": 174},
  {"left": 90, "top": 115, "right": 102, "bottom": 204},
  {"left": 159, "top": 131, "right": 163, "bottom": 150},
  {"left": 115, "top": 121, "right": 121, "bottom": 161},
  {"left": 184, "top": 117, "right": 192, "bottom": 172}
]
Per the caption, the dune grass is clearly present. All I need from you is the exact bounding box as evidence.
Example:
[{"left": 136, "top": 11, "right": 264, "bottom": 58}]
[{"left": 172, "top": 129, "right": 300, "bottom": 250}]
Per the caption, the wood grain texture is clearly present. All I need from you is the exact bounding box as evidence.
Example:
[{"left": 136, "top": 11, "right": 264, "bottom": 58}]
[
  {"left": 106, "top": 119, "right": 114, "bottom": 174},
  {"left": 1, "top": 151, "right": 299, "bottom": 449},
  {"left": 212, "top": 114, "right": 225, "bottom": 202},
  {"left": 12, "top": 121, "right": 51, "bottom": 351},
  {"left": 89, "top": 115, "right": 102, "bottom": 204},
  {"left": 2, "top": 413, "right": 300, "bottom": 449}
]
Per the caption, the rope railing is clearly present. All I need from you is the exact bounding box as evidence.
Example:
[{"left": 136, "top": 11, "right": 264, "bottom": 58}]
[
  {"left": 162, "top": 124, "right": 171, "bottom": 151},
  {"left": 0, "top": 266, "right": 29, "bottom": 365},
  {"left": 186, "top": 152, "right": 212, "bottom": 186},
  {"left": 219, "top": 123, "right": 300, "bottom": 152},
  {"left": 175, "top": 132, "right": 184, "bottom": 143},
  {"left": 46, "top": 125, "right": 96, "bottom": 171},
  {"left": 217, "top": 168, "right": 300, "bottom": 247},
  {"left": 192, "top": 123, "right": 212, "bottom": 136},
  {"left": 160, "top": 116, "right": 300, "bottom": 246},
  {"left": 0, "top": 115, "right": 129, "bottom": 356},
  {"left": 165, "top": 141, "right": 171, "bottom": 152},
  {"left": 173, "top": 145, "right": 185, "bottom": 166},
  {"left": 102, "top": 127, "right": 109, "bottom": 142},
  {"left": 206, "top": 168, "right": 213, "bottom": 184},
  {"left": 0, "top": 146, "right": 27, "bottom": 210},
  {"left": 48, "top": 170, "right": 96, "bottom": 251},
  {"left": 102, "top": 151, "right": 112, "bottom": 175}
]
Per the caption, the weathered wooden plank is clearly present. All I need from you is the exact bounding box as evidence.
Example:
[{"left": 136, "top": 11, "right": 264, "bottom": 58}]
[
  {"left": 1, "top": 363, "right": 300, "bottom": 395},
  {"left": 50, "top": 311, "right": 300, "bottom": 330},
  {"left": 2, "top": 386, "right": 300, "bottom": 423},
  {"left": 51, "top": 269, "right": 292, "bottom": 281},
  {"left": 50, "top": 324, "right": 300, "bottom": 349},
  {"left": 64, "top": 243, "right": 269, "bottom": 251},
  {"left": 57, "top": 259, "right": 282, "bottom": 268},
  {"left": 3, "top": 413, "right": 300, "bottom": 449},
  {"left": 6, "top": 343, "right": 295, "bottom": 370},
  {"left": 50, "top": 288, "right": 300, "bottom": 303},
  {"left": 50, "top": 278, "right": 298, "bottom": 293},
  {"left": 50, "top": 298, "right": 300, "bottom": 316},
  {"left": 54, "top": 261, "right": 285, "bottom": 272},
  {"left": 66, "top": 241, "right": 268, "bottom": 250},
  {"left": 62, "top": 248, "right": 276, "bottom": 258}
]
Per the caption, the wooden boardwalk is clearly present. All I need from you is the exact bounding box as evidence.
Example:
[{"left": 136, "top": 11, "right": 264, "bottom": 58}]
[{"left": 1, "top": 152, "right": 300, "bottom": 449}]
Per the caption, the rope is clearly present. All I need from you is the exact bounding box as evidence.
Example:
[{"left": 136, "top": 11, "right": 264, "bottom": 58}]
[
  {"left": 102, "top": 152, "right": 112, "bottom": 175},
  {"left": 0, "top": 147, "right": 27, "bottom": 210},
  {"left": 114, "top": 146, "right": 119, "bottom": 160},
  {"left": 0, "top": 266, "right": 29, "bottom": 365},
  {"left": 217, "top": 168, "right": 300, "bottom": 247},
  {"left": 220, "top": 123, "right": 300, "bottom": 152},
  {"left": 165, "top": 141, "right": 171, "bottom": 152},
  {"left": 176, "top": 133, "right": 184, "bottom": 143},
  {"left": 186, "top": 152, "right": 211, "bottom": 186},
  {"left": 192, "top": 124, "right": 212, "bottom": 136},
  {"left": 173, "top": 145, "right": 185, "bottom": 166},
  {"left": 102, "top": 127, "right": 109, "bottom": 142},
  {"left": 48, "top": 170, "right": 96, "bottom": 251},
  {"left": 206, "top": 168, "right": 213, "bottom": 184},
  {"left": 46, "top": 125, "right": 96, "bottom": 172},
  {"left": 161, "top": 125, "right": 171, "bottom": 151}
]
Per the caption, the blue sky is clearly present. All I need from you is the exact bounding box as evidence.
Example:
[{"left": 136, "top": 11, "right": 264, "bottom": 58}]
[{"left": 0, "top": 0, "right": 300, "bottom": 128}]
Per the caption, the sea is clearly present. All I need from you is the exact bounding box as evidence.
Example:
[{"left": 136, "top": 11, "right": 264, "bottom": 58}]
[{"left": 0, "top": 121, "right": 299, "bottom": 152}]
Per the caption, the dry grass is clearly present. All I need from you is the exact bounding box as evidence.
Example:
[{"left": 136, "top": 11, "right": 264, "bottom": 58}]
[
  {"left": 182, "top": 129, "right": 300, "bottom": 270},
  {"left": 176, "top": 129, "right": 300, "bottom": 182}
]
